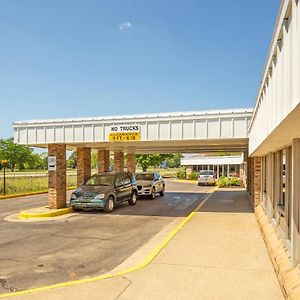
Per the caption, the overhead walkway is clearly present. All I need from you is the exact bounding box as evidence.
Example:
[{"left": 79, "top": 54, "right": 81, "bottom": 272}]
[
  {"left": 6, "top": 189, "right": 283, "bottom": 300},
  {"left": 12, "top": 108, "right": 252, "bottom": 209},
  {"left": 13, "top": 108, "right": 252, "bottom": 153}
]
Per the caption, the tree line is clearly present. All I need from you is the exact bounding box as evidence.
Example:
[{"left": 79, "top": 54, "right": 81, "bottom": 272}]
[
  {"left": 0, "top": 138, "right": 182, "bottom": 172},
  {"left": 0, "top": 138, "right": 47, "bottom": 171}
]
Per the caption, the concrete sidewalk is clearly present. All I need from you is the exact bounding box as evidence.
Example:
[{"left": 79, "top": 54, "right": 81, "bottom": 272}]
[{"left": 4, "top": 189, "right": 284, "bottom": 300}]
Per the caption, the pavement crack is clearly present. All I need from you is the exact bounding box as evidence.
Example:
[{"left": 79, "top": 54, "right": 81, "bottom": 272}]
[
  {"left": 0, "top": 278, "right": 17, "bottom": 293},
  {"left": 114, "top": 275, "right": 132, "bottom": 300}
]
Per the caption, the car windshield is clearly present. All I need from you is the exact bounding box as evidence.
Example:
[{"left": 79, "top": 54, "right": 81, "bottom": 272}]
[
  {"left": 85, "top": 175, "right": 114, "bottom": 186},
  {"left": 200, "top": 170, "right": 214, "bottom": 176},
  {"left": 135, "top": 173, "right": 154, "bottom": 181}
]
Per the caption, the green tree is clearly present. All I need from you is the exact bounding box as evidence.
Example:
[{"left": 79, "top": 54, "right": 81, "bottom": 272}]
[
  {"left": 67, "top": 151, "right": 97, "bottom": 170},
  {"left": 0, "top": 138, "right": 34, "bottom": 171},
  {"left": 165, "top": 154, "right": 183, "bottom": 168},
  {"left": 27, "top": 153, "right": 47, "bottom": 170},
  {"left": 67, "top": 151, "right": 77, "bottom": 169},
  {"left": 136, "top": 154, "right": 176, "bottom": 172},
  {"left": 91, "top": 152, "right": 97, "bottom": 169},
  {"left": 136, "top": 154, "right": 160, "bottom": 172}
]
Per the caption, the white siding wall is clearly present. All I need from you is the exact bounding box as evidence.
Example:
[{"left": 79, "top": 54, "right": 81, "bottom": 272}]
[
  {"left": 249, "top": 0, "right": 300, "bottom": 154},
  {"left": 14, "top": 110, "right": 252, "bottom": 146}
]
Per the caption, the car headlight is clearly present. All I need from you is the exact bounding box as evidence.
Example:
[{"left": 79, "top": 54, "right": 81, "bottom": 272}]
[
  {"left": 94, "top": 193, "right": 105, "bottom": 199},
  {"left": 71, "top": 193, "right": 77, "bottom": 200}
]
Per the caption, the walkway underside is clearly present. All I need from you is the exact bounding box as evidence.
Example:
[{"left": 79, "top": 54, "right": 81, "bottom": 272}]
[{"left": 31, "top": 138, "right": 249, "bottom": 153}]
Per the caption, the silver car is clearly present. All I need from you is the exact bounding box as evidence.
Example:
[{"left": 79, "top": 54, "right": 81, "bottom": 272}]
[
  {"left": 135, "top": 172, "right": 165, "bottom": 199},
  {"left": 198, "top": 170, "right": 216, "bottom": 186}
]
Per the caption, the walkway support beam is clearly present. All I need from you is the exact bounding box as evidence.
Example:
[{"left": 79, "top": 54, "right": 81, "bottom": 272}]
[
  {"left": 114, "top": 151, "right": 124, "bottom": 172},
  {"left": 98, "top": 149, "right": 110, "bottom": 173},
  {"left": 77, "top": 147, "right": 91, "bottom": 186},
  {"left": 127, "top": 153, "right": 136, "bottom": 174},
  {"left": 48, "top": 144, "right": 66, "bottom": 209},
  {"left": 249, "top": 157, "right": 262, "bottom": 207}
]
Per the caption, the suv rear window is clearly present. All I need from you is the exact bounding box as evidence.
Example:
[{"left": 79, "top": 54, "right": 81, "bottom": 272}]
[
  {"left": 85, "top": 175, "right": 115, "bottom": 186},
  {"left": 123, "top": 173, "right": 132, "bottom": 185},
  {"left": 136, "top": 173, "right": 154, "bottom": 180},
  {"left": 199, "top": 170, "right": 214, "bottom": 176}
]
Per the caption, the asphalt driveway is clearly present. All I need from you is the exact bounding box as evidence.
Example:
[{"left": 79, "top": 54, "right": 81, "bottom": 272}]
[{"left": 0, "top": 179, "right": 213, "bottom": 294}]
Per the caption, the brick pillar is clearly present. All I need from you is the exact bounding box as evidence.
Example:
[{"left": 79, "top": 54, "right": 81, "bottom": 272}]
[
  {"left": 48, "top": 144, "right": 66, "bottom": 209},
  {"left": 240, "top": 151, "right": 248, "bottom": 188},
  {"left": 98, "top": 149, "right": 110, "bottom": 173},
  {"left": 247, "top": 156, "right": 252, "bottom": 193},
  {"left": 252, "top": 157, "right": 262, "bottom": 207},
  {"left": 127, "top": 153, "right": 136, "bottom": 173},
  {"left": 77, "top": 147, "right": 91, "bottom": 186},
  {"left": 114, "top": 151, "right": 124, "bottom": 172}
]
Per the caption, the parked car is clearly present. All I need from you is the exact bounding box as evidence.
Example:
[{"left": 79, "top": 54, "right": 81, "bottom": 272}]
[
  {"left": 198, "top": 170, "right": 216, "bottom": 186},
  {"left": 69, "top": 172, "right": 138, "bottom": 213},
  {"left": 135, "top": 172, "right": 165, "bottom": 199}
]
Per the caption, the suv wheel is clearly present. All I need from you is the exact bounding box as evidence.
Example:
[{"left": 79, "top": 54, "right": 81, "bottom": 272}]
[
  {"left": 128, "top": 191, "right": 137, "bottom": 206},
  {"left": 159, "top": 185, "right": 165, "bottom": 196},
  {"left": 150, "top": 188, "right": 156, "bottom": 200},
  {"left": 104, "top": 196, "right": 114, "bottom": 213}
]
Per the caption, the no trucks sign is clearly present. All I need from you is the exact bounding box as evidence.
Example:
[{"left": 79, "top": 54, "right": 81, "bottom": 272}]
[{"left": 109, "top": 125, "right": 141, "bottom": 142}]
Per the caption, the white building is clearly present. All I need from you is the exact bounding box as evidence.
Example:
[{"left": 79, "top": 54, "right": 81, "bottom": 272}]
[
  {"left": 180, "top": 154, "right": 244, "bottom": 179},
  {"left": 11, "top": 0, "right": 300, "bottom": 294}
]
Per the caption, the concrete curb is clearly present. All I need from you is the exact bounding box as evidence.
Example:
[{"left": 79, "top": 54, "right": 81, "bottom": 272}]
[
  {"left": 19, "top": 207, "right": 73, "bottom": 219},
  {"left": 0, "top": 189, "right": 216, "bottom": 298},
  {"left": 175, "top": 179, "right": 198, "bottom": 183},
  {"left": 255, "top": 205, "right": 300, "bottom": 300}
]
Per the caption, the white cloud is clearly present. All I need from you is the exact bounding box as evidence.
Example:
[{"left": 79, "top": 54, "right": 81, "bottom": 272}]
[{"left": 118, "top": 21, "right": 132, "bottom": 30}]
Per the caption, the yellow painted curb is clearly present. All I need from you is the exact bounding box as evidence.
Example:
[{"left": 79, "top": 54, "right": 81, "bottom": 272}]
[
  {"left": 0, "top": 187, "right": 77, "bottom": 201},
  {"left": 175, "top": 179, "right": 198, "bottom": 183},
  {"left": 0, "top": 188, "right": 217, "bottom": 298},
  {"left": 19, "top": 207, "right": 73, "bottom": 219}
]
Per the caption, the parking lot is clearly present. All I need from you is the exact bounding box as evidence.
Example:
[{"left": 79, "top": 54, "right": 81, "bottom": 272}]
[{"left": 0, "top": 179, "right": 213, "bottom": 294}]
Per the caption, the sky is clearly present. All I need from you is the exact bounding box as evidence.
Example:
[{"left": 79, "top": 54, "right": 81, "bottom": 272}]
[{"left": 0, "top": 0, "right": 281, "bottom": 138}]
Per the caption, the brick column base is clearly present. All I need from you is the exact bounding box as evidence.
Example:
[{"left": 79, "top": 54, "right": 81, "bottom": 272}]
[
  {"left": 77, "top": 147, "right": 91, "bottom": 186},
  {"left": 98, "top": 149, "right": 110, "bottom": 173},
  {"left": 249, "top": 157, "right": 262, "bottom": 206},
  {"left": 114, "top": 151, "right": 124, "bottom": 172},
  {"left": 48, "top": 144, "right": 66, "bottom": 209},
  {"left": 127, "top": 153, "right": 136, "bottom": 173}
]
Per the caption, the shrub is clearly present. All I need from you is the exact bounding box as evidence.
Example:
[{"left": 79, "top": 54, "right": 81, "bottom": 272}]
[
  {"left": 188, "top": 171, "right": 198, "bottom": 181},
  {"left": 177, "top": 169, "right": 186, "bottom": 179},
  {"left": 216, "top": 176, "right": 228, "bottom": 188},
  {"left": 216, "top": 176, "right": 241, "bottom": 188},
  {"left": 229, "top": 177, "right": 241, "bottom": 186}
]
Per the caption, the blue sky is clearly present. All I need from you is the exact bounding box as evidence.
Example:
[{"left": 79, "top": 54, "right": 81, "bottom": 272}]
[{"left": 0, "top": 0, "right": 280, "bottom": 138}]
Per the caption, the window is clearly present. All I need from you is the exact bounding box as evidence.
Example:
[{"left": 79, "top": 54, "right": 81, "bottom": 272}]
[
  {"left": 263, "top": 156, "right": 267, "bottom": 194},
  {"left": 115, "top": 174, "right": 124, "bottom": 187},
  {"left": 277, "top": 150, "right": 286, "bottom": 232},
  {"left": 123, "top": 173, "right": 131, "bottom": 185},
  {"left": 85, "top": 175, "right": 114, "bottom": 186},
  {"left": 135, "top": 173, "right": 154, "bottom": 180}
]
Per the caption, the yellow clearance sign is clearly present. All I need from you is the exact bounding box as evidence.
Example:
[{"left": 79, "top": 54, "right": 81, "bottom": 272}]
[{"left": 109, "top": 132, "right": 141, "bottom": 142}]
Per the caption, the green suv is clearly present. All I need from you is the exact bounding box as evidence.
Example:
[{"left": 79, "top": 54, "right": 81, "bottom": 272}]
[{"left": 70, "top": 172, "right": 138, "bottom": 213}]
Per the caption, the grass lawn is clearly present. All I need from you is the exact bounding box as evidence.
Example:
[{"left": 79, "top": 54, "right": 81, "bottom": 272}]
[{"left": 0, "top": 174, "right": 77, "bottom": 195}]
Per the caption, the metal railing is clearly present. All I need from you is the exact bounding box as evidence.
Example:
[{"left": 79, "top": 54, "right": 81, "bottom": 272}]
[{"left": 0, "top": 174, "right": 77, "bottom": 195}]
